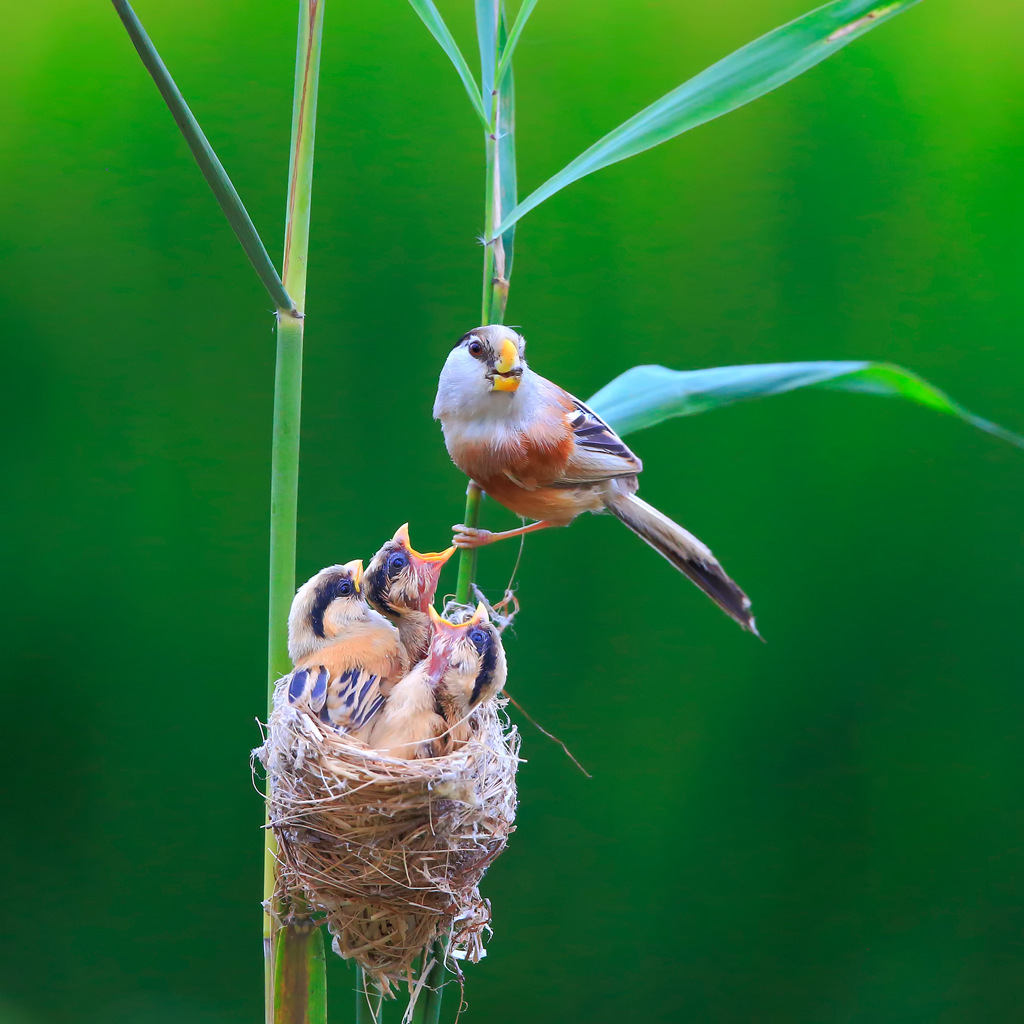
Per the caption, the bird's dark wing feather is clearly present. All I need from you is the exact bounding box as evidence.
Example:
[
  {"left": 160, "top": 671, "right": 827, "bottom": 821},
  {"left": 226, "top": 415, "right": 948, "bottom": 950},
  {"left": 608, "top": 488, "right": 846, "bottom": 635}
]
[
  {"left": 557, "top": 397, "right": 643, "bottom": 483},
  {"left": 286, "top": 664, "right": 384, "bottom": 732},
  {"left": 286, "top": 665, "right": 329, "bottom": 710},
  {"left": 320, "top": 667, "right": 386, "bottom": 732}
]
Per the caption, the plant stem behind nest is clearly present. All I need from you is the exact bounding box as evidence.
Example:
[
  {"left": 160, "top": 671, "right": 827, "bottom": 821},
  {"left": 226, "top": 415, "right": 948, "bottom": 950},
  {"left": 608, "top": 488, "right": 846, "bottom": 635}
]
[{"left": 265, "top": 3, "right": 326, "bottom": 1023}]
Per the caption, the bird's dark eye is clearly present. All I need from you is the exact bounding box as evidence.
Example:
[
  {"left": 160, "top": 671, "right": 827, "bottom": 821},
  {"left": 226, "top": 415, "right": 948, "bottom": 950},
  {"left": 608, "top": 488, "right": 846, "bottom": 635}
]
[
  {"left": 387, "top": 551, "right": 408, "bottom": 574},
  {"left": 335, "top": 578, "right": 354, "bottom": 597},
  {"left": 467, "top": 340, "right": 484, "bottom": 357},
  {"left": 468, "top": 627, "right": 489, "bottom": 653}
]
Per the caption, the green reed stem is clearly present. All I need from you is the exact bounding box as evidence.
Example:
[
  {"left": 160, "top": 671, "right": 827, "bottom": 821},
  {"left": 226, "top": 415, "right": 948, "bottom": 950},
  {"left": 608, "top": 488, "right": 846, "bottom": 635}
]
[
  {"left": 273, "top": 918, "right": 327, "bottom": 1024},
  {"left": 453, "top": 482, "right": 483, "bottom": 605},
  {"left": 355, "top": 964, "right": 382, "bottom": 1024},
  {"left": 414, "top": 941, "right": 448, "bottom": 1024},
  {"left": 265, "top": 2, "right": 325, "bottom": 1023},
  {"left": 429, "top": 5, "right": 514, "bottom": 1017},
  {"left": 452, "top": 0, "right": 515, "bottom": 612}
]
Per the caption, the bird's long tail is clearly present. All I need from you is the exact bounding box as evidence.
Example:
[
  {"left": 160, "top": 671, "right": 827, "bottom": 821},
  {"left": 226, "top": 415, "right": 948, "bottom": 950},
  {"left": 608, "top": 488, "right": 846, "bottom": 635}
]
[{"left": 605, "top": 490, "right": 759, "bottom": 636}]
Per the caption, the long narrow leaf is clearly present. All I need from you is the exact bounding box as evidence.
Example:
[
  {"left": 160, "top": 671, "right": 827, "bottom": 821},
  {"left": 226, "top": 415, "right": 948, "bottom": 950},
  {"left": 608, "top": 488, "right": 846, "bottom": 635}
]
[
  {"left": 407, "top": 0, "right": 489, "bottom": 126},
  {"left": 493, "top": 0, "right": 922, "bottom": 238},
  {"left": 476, "top": 0, "right": 499, "bottom": 122},
  {"left": 111, "top": 0, "right": 297, "bottom": 314},
  {"left": 586, "top": 361, "right": 1024, "bottom": 449},
  {"left": 495, "top": 0, "right": 538, "bottom": 89},
  {"left": 495, "top": 2, "right": 517, "bottom": 292}
]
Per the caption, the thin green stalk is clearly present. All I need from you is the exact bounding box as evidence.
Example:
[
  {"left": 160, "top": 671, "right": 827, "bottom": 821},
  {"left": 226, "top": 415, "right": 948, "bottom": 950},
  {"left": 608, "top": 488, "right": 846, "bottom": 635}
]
[
  {"left": 265, "top": 3, "right": 326, "bottom": 1024},
  {"left": 110, "top": 0, "right": 297, "bottom": 315},
  {"left": 414, "top": 941, "right": 448, "bottom": 1024},
  {"left": 454, "top": 483, "right": 483, "bottom": 605},
  {"left": 356, "top": 964, "right": 382, "bottom": 1024},
  {"left": 273, "top": 919, "right": 327, "bottom": 1024},
  {"left": 453, "top": 0, "right": 516, "bottom": 611},
  {"left": 424, "top": 7, "right": 509, "bottom": 1011}
]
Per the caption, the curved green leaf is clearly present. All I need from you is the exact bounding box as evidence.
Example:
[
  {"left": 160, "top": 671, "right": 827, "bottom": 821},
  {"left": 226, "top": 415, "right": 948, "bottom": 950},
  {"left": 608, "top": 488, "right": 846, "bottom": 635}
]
[
  {"left": 496, "top": 0, "right": 539, "bottom": 89},
  {"left": 407, "top": 0, "right": 489, "bottom": 127},
  {"left": 476, "top": 0, "right": 498, "bottom": 118},
  {"left": 492, "top": 0, "right": 922, "bottom": 238},
  {"left": 586, "top": 361, "right": 1024, "bottom": 448}
]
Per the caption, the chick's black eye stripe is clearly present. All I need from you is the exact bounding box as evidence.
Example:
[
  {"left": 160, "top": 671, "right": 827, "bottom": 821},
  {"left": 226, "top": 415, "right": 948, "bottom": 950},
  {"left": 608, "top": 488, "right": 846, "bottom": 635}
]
[
  {"left": 471, "top": 633, "right": 498, "bottom": 705},
  {"left": 310, "top": 575, "right": 357, "bottom": 636},
  {"left": 364, "top": 560, "right": 395, "bottom": 612},
  {"left": 309, "top": 583, "right": 333, "bottom": 638}
]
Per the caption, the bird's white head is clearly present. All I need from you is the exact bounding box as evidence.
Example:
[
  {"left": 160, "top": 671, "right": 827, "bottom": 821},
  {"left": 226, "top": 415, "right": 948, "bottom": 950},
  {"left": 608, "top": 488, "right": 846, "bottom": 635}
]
[
  {"left": 425, "top": 602, "right": 507, "bottom": 712},
  {"left": 287, "top": 559, "right": 367, "bottom": 663},
  {"left": 433, "top": 325, "right": 527, "bottom": 422}
]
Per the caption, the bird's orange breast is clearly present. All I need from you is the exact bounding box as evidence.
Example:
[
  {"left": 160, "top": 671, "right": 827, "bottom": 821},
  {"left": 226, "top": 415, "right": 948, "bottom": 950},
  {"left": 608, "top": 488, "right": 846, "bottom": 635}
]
[
  {"left": 473, "top": 474, "right": 590, "bottom": 523},
  {"left": 297, "top": 626, "right": 405, "bottom": 690}
]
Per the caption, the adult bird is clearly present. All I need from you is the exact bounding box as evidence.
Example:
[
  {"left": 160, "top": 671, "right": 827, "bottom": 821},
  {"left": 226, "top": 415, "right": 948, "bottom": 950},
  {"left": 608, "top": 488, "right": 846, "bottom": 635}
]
[{"left": 433, "top": 325, "right": 757, "bottom": 634}]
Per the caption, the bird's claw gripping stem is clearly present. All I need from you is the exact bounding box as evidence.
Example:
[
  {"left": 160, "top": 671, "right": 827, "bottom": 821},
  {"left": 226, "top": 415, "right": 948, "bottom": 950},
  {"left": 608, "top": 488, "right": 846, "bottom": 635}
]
[
  {"left": 452, "top": 524, "right": 494, "bottom": 549},
  {"left": 453, "top": 519, "right": 555, "bottom": 549}
]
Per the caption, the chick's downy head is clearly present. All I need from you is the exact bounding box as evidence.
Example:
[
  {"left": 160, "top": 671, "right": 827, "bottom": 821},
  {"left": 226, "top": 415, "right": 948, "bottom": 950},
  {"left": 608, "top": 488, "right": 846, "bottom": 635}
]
[
  {"left": 365, "top": 523, "right": 455, "bottom": 615},
  {"left": 425, "top": 602, "right": 507, "bottom": 715},
  {"left": 287, "top": 559, "right": 366, "bottom": 663}
]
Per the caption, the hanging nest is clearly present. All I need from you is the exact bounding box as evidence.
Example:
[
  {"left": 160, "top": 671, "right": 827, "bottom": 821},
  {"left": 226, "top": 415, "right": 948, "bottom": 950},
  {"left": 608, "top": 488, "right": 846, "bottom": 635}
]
[{"left": 259, "top": 674, "right": 520, "bottom": 994}]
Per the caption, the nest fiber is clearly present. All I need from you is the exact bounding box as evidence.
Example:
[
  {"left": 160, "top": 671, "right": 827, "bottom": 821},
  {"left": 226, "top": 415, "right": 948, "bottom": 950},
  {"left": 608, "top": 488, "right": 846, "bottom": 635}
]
[{"left": 260, "top": 676, "right": 520, "bottom": 990}]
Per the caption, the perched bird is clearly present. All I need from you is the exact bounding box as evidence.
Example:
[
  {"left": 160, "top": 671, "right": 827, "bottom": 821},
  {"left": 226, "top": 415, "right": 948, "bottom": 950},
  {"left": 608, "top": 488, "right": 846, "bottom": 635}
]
[
  {"left": 364, "top": 523, "right": 456, "bottom": 663},
  {"left": 366, "top": 603, "right": 507, "bottom": 760},
  {"left": 433, "top": 325, "right": 758, "bottom": 634},
  {"left": 285, "top": 560, "right": 408, "bottom": 735}
]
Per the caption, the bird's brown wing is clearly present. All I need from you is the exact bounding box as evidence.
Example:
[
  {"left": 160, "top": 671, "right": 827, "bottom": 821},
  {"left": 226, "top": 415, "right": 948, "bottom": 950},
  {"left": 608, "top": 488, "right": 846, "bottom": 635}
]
[{"left": 552, "top": 397, "right": 643, "bottom": 485}]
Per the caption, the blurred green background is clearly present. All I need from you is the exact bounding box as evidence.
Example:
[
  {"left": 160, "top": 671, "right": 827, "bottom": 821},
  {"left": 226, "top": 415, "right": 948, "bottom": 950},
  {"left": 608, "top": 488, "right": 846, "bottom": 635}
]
[{"left": 2, "top": 1, "right": 1022, "bottom": 1022}]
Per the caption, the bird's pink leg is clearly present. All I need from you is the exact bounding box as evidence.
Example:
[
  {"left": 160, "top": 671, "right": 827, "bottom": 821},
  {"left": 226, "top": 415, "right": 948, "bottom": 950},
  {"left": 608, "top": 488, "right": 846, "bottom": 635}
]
[{"left": 452, "top": 520, "right": 555, "bottom": 549}]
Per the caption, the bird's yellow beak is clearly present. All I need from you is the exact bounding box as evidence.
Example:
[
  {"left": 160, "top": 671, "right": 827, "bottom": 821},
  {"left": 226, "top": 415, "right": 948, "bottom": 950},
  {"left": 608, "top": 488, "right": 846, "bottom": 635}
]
[
  {"left": 467, "top": 601, "right": 490, "bottom": 625},
  {"left": 343, "top": 558, "right": 364, "bottom": 590},
  {"left": 491, "top": 337, "right": 522, "bottom": 393},
  {"left": 427, "top": 601, "right": 489, "bottom": 628}
]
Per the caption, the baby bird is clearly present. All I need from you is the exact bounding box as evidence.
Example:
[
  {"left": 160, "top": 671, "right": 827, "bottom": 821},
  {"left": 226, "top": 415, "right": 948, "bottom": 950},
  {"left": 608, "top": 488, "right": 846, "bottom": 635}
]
[
  {"left": 366, "top": 603, "right": 507, "bottom": 760},
  {"left": 433, "top": 325, "right": 758, "bottom": 634},
  {"left": 285, "top": 560, "right": 408, "bottom": 735},
  {"left": 364, "top": 523, "right": 456, "bottom": 663}
]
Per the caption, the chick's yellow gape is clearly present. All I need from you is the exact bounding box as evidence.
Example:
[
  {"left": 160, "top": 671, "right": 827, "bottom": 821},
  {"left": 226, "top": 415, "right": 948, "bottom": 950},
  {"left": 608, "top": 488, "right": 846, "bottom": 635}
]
[{"left": 433, "top": 325, "right": 758, "bottom": 635}]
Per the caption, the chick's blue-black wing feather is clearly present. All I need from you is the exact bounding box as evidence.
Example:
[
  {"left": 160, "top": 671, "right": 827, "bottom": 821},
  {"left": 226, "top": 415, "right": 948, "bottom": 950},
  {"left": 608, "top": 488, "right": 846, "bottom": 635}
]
[
  {"left": 285, "top": 664, "right": 385, "bottom": 733},
  {"left": 320, "top": 666, "right": 386, "bottom": 731}
]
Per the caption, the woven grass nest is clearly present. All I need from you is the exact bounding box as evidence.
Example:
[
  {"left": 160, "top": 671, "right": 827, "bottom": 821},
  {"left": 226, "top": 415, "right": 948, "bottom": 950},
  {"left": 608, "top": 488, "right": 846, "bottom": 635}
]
[{"left": 260, "top": 672, "right": 520, "bottom": 993}]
